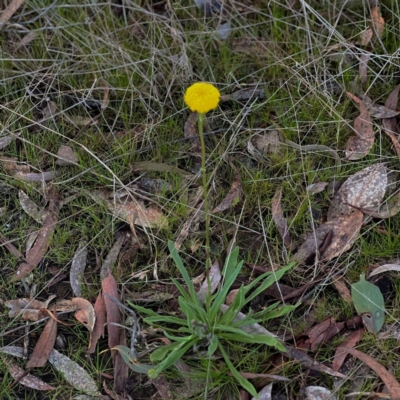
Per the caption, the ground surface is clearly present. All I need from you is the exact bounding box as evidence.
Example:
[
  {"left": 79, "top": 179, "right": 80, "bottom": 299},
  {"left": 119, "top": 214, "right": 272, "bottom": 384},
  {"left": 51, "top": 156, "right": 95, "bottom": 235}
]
[{"left": 1, "top": 0, "right": 400, "bottom": 399}]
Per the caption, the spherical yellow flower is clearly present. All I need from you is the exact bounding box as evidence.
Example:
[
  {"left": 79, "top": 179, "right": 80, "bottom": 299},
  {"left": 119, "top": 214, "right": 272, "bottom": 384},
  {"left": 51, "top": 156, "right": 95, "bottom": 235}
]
[{"left": 184, "top": 82, "right": 220, "bottom": 114}]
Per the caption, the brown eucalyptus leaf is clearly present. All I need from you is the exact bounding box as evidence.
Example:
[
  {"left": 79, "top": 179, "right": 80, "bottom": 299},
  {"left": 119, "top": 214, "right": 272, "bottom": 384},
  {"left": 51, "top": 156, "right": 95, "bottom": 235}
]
[
  {"left": 344, "top": 347, "right": 400, "bottom": 398},
  {"left": 359, "top": 94, "right": 399, "bottom": 119},
  {"left": 48, "top": 349, "right": 101, "bottom": 396},
  {"left": 271, "top": 188, "right": 291, "bottom": 248},
  {"left": 5, "top": 295, "right": 57, "bottom": 321},
  {"left": 18, "top": 190, "right": 46, "bottom": 223},
  {"left": 212, "top": 168, "right": 242, "bottom": 214},
  {"left": 332, "top": 329, "right": 364, "bottom": 372},
  {"left": 26, "top": 307, "right": 57, "bottom": 368},
  {"left": 332, "top": 278, "right": 352, "bottom": 303},
  {"left": 14, "top": 194, "right": 61, "bottom": 280},
  {"left": 345, "top": 97, "right": 374, "bottom": 160},
  {"left": 100, "top": 232, "right": 127, "bottom": 280},
  {"left": 56, "top": 145, "right": 78, "bottom": 166},
  {"left": 91, "top": 190, "right": 168, "bottom": 231},
  {"left": 292, "top": 210, "right": 363, "bottom": 263},
  {"left": 71, "top": 297, "right": 95, "bottom": 333},
  {"left": 359, "top": 54, "right": 369, "bottom": 84},
  {"left": 338, "top": 163, "right": 387, "bottom": 210},
  {"left": 102, "top": 273, "right": 121, "bottom": 350},
  {"left": 360, "top": 29, "right": 373, "bottom": 46},
  {"left": 4, "top": 359, "right": 55, "bottom": 390},
  {"left": 383, "top": 84, "right": 400, "bottom": 158},
  {"left": 70, "top": 241, "right": 88, "bottom": 297},
  {"left": 371, "top": 6, "right": 385, "bottom": 38},
  {"left": 88, "top": 292, "right": 106, "bottom": 353}
]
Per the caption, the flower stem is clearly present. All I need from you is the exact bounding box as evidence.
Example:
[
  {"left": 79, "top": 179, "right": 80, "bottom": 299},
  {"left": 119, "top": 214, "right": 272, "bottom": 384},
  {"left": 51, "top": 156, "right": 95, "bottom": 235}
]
[{"left": 198, "top": 113, "right": 211, "bottom": 268}]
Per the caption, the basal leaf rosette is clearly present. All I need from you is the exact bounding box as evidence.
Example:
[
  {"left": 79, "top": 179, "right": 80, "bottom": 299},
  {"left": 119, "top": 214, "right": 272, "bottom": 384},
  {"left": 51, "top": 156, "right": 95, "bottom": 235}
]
[{"left": 184, "top": 82, "right": 220, "bottom": 114}]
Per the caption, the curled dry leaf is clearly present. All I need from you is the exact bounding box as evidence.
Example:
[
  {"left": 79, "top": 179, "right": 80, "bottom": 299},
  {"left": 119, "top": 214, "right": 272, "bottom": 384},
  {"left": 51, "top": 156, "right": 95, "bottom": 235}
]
[
  {"left": 197, "top": 261, "right": 221, "bottom": 303},
  {"left": 0, "top": 134, "right": 15, "bottom": 150},
  {"left": 49, "top": 349, "right": 101, "bottom": 396},
  {"left": 4, "top": 358, "right": 55, "bottom": 390},
  {"left": 338, "top": 163, "right": 387, "bottom": 210},
  {"left": 70, "top": 241, "right": 88, "bottom": 297},
  {"left": 71, "top": 297, "right": 95, "bottom": 333},
  {"left": 56, "top": 145, "right": 78, "bottom": 166},
  {"left": 100, "top": 232, "right": 127, "bottom": 280},
  {"left": 271, "top": 188, "right": 291, "bottom": 248},
  {"left": 306, "top": 182, "right": 328, "bottom": 195},
  {"left": 370, "top": 264, "right": 400, "bottom": 277},
  {"left": 345, "top": 96, "right": 374, "bottom": 160},
  {"left": 252, "top": 383, "right": 272, "bottom": 400},
  {"left": 5, "top": 295, "right": 56, "bottom": 321}
]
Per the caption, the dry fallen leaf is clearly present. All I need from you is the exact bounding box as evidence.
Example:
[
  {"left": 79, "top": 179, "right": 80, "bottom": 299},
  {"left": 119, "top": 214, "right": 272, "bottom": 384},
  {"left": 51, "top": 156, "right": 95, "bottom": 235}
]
[
  {"left": 271, "top": 188, "right": 291, "bottom": 248},
  {"left": 4, "top": 358, "right": 55, "bottom": 391},
  {"left": 14, "top": 193, "right": 61, "bottom": 280},
  {"left": 338, "top": 163, "right": 387, "bottom": 210},
  {"left": 358, "top": 94, "right": 399, "bottom": 119},
  {"left": 197, "top": 261, "right": 221, "bottom": 303},
  {"left": 332, "top": 278, "right": 352, "bottom": 303},
  {"left": 305, "top": 386, "right": 336, "bottom": 400},
  {"left": 184, "top": 112, "right": 201, "bottom": 159},
  {"left": 56, "top": 145, "right": 79, "bottom": 166},
  {"left": 102, "top": 273, "right": 121, "bottom": 350},
  {"left": 71, "top": 297, "right": 96, "bottom": 333},
  {"left": 252, "top": 383, "right": 272, "bottom": 400},
  {"left": 370, "top": 264, "right": 400, "bottom": 277},
  {"left": 284, "top": 346, "right": 345, "bottom": 378},
  {"left": 49, "top": 349, "right": 101, "bottom": 396},
  {"left": 88, "top": 292, "right": 106, "bottom": 353},
  {"left": 91, "top": 190, "right": 168, "bottom": 230},
  {"left": 70, "top": 241, "right": 88, "bottom": 297},
  {"left": 383, "top": 84, "right": 400, "bottom": 158},
  {"left": 359, "top": 54, "right": 369, "bottom": 84},
  {"left": 371, "top": 5, "right": 385, "bottom": 38},
  {"left": 292, "top": 209, "right": 363, "bottom": 263},
  {"left": 0, "top": 134, "right": 16, "bottom": 150},
  {"left": 345, "top": 96, "right": 375, "bottom": 160},
  {"left": 254, "top": 130, "right": 282, "bottom": 155},
  {"left": 26, "top": 306, "right": 58, "bottom": 368},
  {"left": 344, "top": 347, "right": 400, "bottom": 398},
  {"left": 5, "top": 295, "right": 56, "bottom": 321},
  {"left": 19, "top": 190, "right": 46, "bottom": 223},
  {"left": 332, "top": 329, "right": 364, "bottom": 372},
  {"left": 360, "top": 28, "right": 373, "bottom": 46},
  {"left": 0, "top": 0, "right": 25, "bottom": 24}
]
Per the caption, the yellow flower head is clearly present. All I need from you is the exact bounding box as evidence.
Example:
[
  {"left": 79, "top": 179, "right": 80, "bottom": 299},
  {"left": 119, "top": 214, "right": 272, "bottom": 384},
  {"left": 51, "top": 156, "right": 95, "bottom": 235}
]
[{"left": 184, "top": 82, "right": 220, "bottom": 114}]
